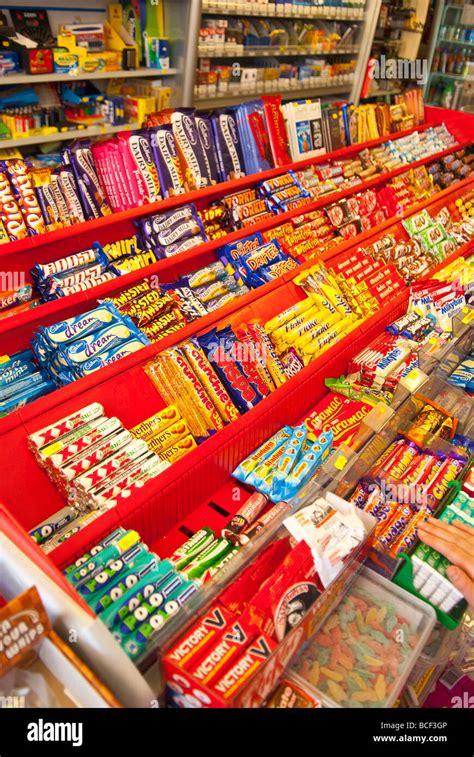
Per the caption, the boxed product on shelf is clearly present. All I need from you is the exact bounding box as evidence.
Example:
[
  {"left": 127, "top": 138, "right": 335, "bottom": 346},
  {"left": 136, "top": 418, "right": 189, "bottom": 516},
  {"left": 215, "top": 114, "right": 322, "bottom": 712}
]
[{"left": 0, "top": 8, "right": 55, "bottom": 75}]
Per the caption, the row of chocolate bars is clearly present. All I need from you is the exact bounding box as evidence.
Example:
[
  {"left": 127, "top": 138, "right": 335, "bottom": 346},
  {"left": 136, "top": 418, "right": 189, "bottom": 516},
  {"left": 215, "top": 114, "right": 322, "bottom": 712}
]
[
  {"left": 0, "top": 91, "right": 441, "bottom": 244},
  {"left": 3, "top": 134, "right": 471, "bottom": 315},
  {"left": 1, "top": 196, "right": 472, "bottom": 418}
]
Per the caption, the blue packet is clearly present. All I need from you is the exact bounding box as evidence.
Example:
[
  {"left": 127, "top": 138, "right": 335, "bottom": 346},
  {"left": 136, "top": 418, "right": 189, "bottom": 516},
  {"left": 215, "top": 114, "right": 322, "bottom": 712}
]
[
  {"left": 39, "top": 302, "right": 123, "bottom": 351},
  {"left": 60, "top": 317, "right": 145, "bottom": 367},
  {"left": 0, "top": 350, "right": 37, "bottom": 388},
  {"left": 0, "top": 369, "right": 51, "bottom": 402},
  {"left": 235, "top": 100, "right": 273, "bottom": 174},
  {"left": 69, "top": 336, "right": 149, "bottom": 377},
  {"left": 0, "top": 378, "right": 56, "bottom": 417}
]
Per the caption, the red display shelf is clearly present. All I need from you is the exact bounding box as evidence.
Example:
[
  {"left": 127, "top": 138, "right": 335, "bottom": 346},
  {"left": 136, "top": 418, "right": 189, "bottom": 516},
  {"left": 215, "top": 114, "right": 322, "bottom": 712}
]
[
  {"left": 1, "top": 131, "right": 471, "bottom": 346},
  {"left": 0, "top": 175, "right": 471, "bottom": 444},
  {"left": 49, "top": 290, "right": 410, "bottom": 570},
  {"left": 0, "top": 108, "right": 472, "bottom": 339},
  {"left": 0, "top": 107, "right": 472, "bottom": 577},
  {"left": 2, "top": 213, "right": 471, "bottom": 570},
  {"left": 0, "top": 114, "right": 451, "bottom": 262}
]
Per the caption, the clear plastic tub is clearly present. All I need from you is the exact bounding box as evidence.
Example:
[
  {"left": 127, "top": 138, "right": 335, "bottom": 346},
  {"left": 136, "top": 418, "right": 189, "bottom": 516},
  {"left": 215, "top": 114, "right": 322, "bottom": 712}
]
[
  {"left": 402, "top": 622, "right": 464, "bottom": 707},
  {"left": 288, "top": 567, "right": 436, "bottom": 708}
]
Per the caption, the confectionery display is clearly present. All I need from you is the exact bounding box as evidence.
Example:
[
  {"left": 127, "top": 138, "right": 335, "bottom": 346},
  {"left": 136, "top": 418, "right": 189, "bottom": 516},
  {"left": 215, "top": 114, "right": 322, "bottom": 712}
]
[{"left": 0, "top": 3, "right": 473, "bottom": 735}]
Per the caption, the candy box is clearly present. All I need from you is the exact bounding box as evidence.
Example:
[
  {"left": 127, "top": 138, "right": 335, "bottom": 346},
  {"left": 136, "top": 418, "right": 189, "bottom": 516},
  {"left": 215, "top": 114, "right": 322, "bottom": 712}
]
[{"left": 289, "top": 567, "right": 436, "bottom": 708}]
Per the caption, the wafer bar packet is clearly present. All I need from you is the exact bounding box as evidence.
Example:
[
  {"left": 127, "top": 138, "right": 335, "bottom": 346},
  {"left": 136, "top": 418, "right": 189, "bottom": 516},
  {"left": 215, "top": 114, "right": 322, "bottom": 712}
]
[
  {"left": 181, "top": 338, "right": 240, "bottom": 424},
  {"left": 145, "top": 348, "right": 224, "bottom": 441}
]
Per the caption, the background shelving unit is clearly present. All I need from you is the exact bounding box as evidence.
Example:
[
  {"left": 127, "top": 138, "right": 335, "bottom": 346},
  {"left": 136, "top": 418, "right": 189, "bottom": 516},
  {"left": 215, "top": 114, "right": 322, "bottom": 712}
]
[
  {"left": 189, "top": 0, "right": 382, "bottom": 106},
  {"left": 425, "top": 1, "right": 474, "bottom": 111},
  {"left": 0, "top": 0, "right": 191, "bottom": 149},
  {"left": 193, "top": 82, "right": 351, "bottom": 108},
  {"left": 0, "top": 67, "right": 178, "bottom": 86},
  {"left": 201, "top": 2, "right": 366, "bottom": 21}
]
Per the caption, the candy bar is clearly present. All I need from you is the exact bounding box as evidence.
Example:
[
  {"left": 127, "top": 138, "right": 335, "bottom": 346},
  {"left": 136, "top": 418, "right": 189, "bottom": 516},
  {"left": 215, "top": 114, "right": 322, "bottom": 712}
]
[
  {"left": 172, "top": 109, "right": 212, "bottom": 191},
  {"left": 66, "top": 141, "right": 112, "bottom": 218},
  {"left": 58, "top": 166, "right": 85, "bottom": 224},
  {"left": 37, "top": 303, "right": 123, "bottom": 352},
  {"left": 0, "top": 170, "right": 28, "bottom": 240},
  {"left": 149, "top": 124, "right": 185, "bottom": 198},
  {"left": 29, "top": 506, "right": 78, "bottom": 545},
  {"left": 28, "top": 402, "right": 104, "bottom": 450},
  {"left": 211, "top": 110, "right": 245, "bottom": 183},
  {"left": 1, "top": 159, "right": 45, "bottom": 235}
]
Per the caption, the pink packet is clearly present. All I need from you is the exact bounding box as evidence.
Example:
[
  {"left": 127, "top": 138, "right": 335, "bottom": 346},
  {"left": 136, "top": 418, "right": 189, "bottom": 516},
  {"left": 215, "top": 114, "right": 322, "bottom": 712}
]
[
  {"left": 103, "top": 139, "right": 135, "bottom": 211},
  {"left": 116, "top": 133, "right": 146, "bottom": 207},
  {"left": 91, "top": 142, "right": 120, "bottom": 212}
]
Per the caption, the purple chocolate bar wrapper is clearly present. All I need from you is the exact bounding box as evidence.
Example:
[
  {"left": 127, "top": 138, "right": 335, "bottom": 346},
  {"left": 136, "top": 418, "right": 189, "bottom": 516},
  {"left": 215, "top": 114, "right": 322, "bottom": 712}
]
[
  {"left": 58, "top": 166, "right": 85, "bottom": 224},
  {"left": 35, "top": 181, "right": 61, "bottom": 228},
  {"left": 211, "top": 110, "right": 245, "bottom": 183},
  {"left": 50, "top": 173, "right": 71, "bottom": 225},
  {"left": 195, "top": 113, "right": 220, "bottom": 185},
  {"left": 158, "top": 233, "right": 207, "bottom": 258},
  {"left": 149, "top": 125, "right": 185, "bottom": 198},
  {"left": 65, "top": 141, "right": 111, "bottom": 219},
  {"left": 171, "top": 109, "right": 212, "bottom": 191}
]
